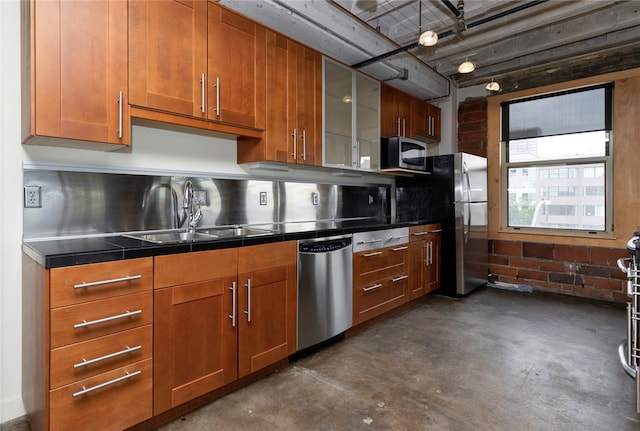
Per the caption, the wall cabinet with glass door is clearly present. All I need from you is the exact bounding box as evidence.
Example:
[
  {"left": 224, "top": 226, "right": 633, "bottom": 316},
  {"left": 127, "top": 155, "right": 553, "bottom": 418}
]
[
  {"left": 23, "top": 0, "right": 129, "bottom": 150},
  {"left": 323, "top": 58, "right": 380, "bottom": 171}
]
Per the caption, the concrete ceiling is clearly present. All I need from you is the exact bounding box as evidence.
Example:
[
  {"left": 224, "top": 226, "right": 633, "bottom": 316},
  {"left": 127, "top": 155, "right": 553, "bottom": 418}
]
[{"left": 219, "top": 0, "right": 640, "bottom": 98}]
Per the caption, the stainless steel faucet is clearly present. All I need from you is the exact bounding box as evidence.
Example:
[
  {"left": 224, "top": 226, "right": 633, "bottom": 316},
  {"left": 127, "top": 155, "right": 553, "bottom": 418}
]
[{"left": 182, "top": 180, "right": 202, "bottom": 232}]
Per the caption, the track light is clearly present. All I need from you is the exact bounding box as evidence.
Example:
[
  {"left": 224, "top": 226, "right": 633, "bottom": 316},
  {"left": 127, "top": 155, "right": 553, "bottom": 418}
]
[
  {"left": 418, "top": 30, "right": 438, "bottom": 47},
  {"left": 457, "top": 60, "right": 475, "bottom": 74}
]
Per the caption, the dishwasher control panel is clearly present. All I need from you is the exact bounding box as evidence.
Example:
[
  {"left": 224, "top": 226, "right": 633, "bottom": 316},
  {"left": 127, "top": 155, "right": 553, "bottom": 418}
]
[{"left": 299, "top": 236, "right": 352, "bottom": 253}]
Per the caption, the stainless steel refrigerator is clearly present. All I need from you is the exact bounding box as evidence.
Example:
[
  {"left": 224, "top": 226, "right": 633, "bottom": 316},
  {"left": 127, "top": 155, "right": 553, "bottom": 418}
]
[{"left": 396, "top": 152, "right": 488, "bottom": 296}]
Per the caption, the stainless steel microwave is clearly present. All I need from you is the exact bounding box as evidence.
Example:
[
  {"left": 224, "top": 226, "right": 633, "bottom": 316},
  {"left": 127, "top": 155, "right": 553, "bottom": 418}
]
[{"left": 381, "top": 136, "right": 428, "bottom": 172}]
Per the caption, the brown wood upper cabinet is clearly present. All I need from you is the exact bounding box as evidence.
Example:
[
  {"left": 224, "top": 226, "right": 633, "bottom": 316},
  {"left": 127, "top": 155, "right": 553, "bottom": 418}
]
[
  {"left": 23, "top": 0, "right": 129, "bottom": 149},
  {"left": 237, "top": 31, "right": 322, "bottom": 165},
  {"left": 380, "top": 83, "right": 441, "bottom": 142},
  {"left": 129, "top": 1, "right": 263, "bottom": 129}
]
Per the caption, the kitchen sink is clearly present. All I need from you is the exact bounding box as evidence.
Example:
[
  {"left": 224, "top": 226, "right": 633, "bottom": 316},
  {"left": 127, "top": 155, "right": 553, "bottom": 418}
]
[
  {"left": 124, "top": 226, "right": 275, "bottom": 244},
  {"left": 197, "top": 226, "right": 275, "bottom": 238},
  {"left": 124, "top": 231, "right": 219, "bottom": 244}
]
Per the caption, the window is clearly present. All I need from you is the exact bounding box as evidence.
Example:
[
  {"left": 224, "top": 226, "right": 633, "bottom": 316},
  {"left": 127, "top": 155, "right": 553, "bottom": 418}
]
[{"left": 501, "top": 84, "right": 613, "bottom": 233}]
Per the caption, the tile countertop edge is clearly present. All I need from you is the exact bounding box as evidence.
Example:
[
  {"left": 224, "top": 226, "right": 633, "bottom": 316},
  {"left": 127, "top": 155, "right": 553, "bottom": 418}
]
[{"left": 22, "top": 221, "right": 438, "bottom": 269}]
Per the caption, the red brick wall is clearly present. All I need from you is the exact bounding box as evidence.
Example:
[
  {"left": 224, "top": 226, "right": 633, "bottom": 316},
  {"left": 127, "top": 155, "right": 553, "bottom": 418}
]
[
  {"left": 458, "top": 96, "right": 627, "bottom": 303},
  {"left": 457, "top": 97, "right": 487, "bottom": 157},
  {"left": 490, "top": 240, "right": 628, "bottom": 302}
]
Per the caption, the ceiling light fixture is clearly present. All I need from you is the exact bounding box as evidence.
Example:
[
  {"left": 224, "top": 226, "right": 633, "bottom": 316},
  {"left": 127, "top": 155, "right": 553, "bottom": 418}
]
[
  {"left": 342, "top": 95, "right": 352, "bottom": 103},
  {"left": 418, "top": 30, "right": 438, "bottom": 47},
  {"left": 457, "top": 60, "right": 475, "bottom": 74},
  {"left": 485, "top": 80, "right": 500, "bottom": 92}
]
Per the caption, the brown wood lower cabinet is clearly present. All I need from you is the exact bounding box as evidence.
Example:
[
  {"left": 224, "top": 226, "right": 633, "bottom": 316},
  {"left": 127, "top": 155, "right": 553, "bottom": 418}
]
[
  {"left": 353, "top": 244, "right": 409, "bottom": 325},
  {"left": 153, "top": 242, "right": 297, "bottom": 414},
  {"left": 408, "top": 224, "right": 442, "bottom": 299}
]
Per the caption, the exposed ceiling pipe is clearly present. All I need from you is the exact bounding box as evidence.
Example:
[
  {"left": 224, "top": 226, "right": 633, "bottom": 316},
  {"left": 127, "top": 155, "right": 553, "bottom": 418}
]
[
  {"left": 351, "top": 0, "right": 548, "bottom": 70},
  {"left": 441, "top": 0, "right": 461, "bottom": 17}
]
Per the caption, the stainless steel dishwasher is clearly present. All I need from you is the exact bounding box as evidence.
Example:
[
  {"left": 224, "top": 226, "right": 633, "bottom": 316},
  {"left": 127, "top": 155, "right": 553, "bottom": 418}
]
[{"left": 297, "top": 234, "right": 353, "bottom": 351}]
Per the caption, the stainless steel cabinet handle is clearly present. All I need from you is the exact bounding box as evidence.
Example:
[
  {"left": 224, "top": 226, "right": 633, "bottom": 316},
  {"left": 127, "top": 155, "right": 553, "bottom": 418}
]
[
  {"left": 229, "top": 281, "right": 237, "bottom": 327},
  {"left": 73, "top": 345, "right": 142, "bottom": 369},
  {"left": 402, "top": 118, "right": 406, "bottom": 137},
  {"left": 74, "top": 310, "right": 142, "bottom": 329},
  {"left": 214, "top": 76, "right": 220, "bottom": 116},
  {"left": 291, "top": 129, "right": 297, "bottom": 159},
  {"left": 412, "top": 231, "right": 429, "bottom": 236},
  {"left": 363, "top": 283, "right": 382, "bottom": 292},
  {"left": 427, "top": 241, "right": 433, "bottom": 265},
  {"left": 430, "top": 229, "right": 443, "bottom": 233},
  {"left": 73, "top": 275, "right": 142, "bottom": 289},
  {"left": 117, "top": 90, "right": 123, "bottom": 139},
  {"left": 244, "top": 279, "right": 252, "bottom": 322},
  {"left": 396, "top": 117, "right": 401, "bottom": 136},
  {"left": 357, "top": 239, "right": 382, "bottom": 245},
  {"left": 388, "top": 235, "right": 408, "bottom": 241},
  {"left": 363, "top": 251, "right": 382, "bottom": 257},
  {"left": 392, "top": 275, "right": 409, "bottom": 283},
  {"left": 302, "top": 129, "right": 307, "bottom": 161},
  {"left": 392, "top": 246, "right": 408, "bottom": 251},
  {"left": 72, "top": 370, "right": 141, "bottom": 398},
  {"left": 200, "top": 73, "right": 206, "bottom": 114}
]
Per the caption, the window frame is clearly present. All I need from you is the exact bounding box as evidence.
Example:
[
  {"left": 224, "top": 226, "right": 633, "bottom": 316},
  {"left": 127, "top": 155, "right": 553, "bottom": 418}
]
[{"left": 500, "top": 84, "right": 614, "bottom": 235}]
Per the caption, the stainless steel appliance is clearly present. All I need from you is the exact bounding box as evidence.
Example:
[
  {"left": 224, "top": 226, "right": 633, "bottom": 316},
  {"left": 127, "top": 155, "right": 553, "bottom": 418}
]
[
  {"left": 381, "top": 136, "right": 428, "bottom": 172},
  {"left": 617, "top": 233, "right": 640, "bottom": 412},
  {"left": 396, "top": 152, "right": 488, "bottom": 296},
  {"left": 297, "top": 234, "right": 353, "bottom": 351}
]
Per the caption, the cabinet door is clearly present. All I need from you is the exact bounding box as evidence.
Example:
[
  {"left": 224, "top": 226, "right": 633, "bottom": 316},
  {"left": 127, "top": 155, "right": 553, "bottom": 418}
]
[
  {"left": 426, "top": 232, "right": 442, "bottom": 293},
  {"left": 408, "top": 239, "right": 427, "bottom": 299},
  {"left": 129, "top": 0, "right": 207, "bottom": 118},
  {"left": 380, "top": 83, "right": 411, "bottom": 138},
  {"left": 324, "top": 59, "right": 354, "bottom": 167},
  {"left": 293, "top": 42, "right": 322, "bottom": 166},
  {"left": 237, "top": 242, "right": 296, "bottom": 378},
  {"left": 153, "top": 275, "right": 237, "bottom": 414},
  {"left": 31, "top": 0, "right": 128, "bottom": 145},
  {"left": 356, "top": 73, "right": 380, "bottom": 170},
  {"left": 208, "top": 3, "right": 263, "bottom": 127},
  {"left": 426, "top": 103, "right": 441, "bottom": 142}
]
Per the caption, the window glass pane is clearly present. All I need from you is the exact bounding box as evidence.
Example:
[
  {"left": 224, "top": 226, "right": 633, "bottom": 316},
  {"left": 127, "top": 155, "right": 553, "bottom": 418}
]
[
  {"left": 507, "top": 131, "right": 607, "bottom": 163},
  {"left": 507, "top": 162, "right": 605, "bottom": 230},
  {"left": 505, "top": 86, "right": 609, "bottom": 140}
]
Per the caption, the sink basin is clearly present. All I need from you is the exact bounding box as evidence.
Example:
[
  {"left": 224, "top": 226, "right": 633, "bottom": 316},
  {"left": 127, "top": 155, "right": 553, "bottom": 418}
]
[
  {"left": 125, "top": 231, "right": 218, "bottom": 244},
  {"left": 197, "top": 227, "right": 274, "bottom": 238}
]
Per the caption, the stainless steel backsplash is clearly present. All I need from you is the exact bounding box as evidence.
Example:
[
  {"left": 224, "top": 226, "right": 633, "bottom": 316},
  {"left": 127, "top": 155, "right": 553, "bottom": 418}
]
[{"left": 23, "top": 170, "right": 390, "bottom": 239}]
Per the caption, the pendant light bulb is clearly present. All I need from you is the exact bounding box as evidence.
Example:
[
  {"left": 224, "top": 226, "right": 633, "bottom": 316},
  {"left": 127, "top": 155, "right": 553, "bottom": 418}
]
[
  {"left": 457, "top": 60, "right": 475, "bottom": 74},
  {"left": 418, "top": 30, "right": 438, "bottom": 47},
  {"left": 485, "top": 81, "right": 500, "bottom": 92}
]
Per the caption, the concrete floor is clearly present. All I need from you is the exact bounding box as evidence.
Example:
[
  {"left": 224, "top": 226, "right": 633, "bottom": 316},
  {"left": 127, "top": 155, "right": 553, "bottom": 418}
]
[{"left": 7, "top": 287, "right": 640, "bottom": 430}]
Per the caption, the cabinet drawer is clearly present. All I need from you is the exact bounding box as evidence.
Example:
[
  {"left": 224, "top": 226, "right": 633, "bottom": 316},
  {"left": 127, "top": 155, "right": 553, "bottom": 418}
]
[
  {"left": 51, "top": 291, "right": 153, "bottom": 349},
  {"left": 354, "top": 274, "right": 408, "bottom": 324},
  {"left": 50, "top": 258, "right": 153, "bottom": 308},
  {"left": 49, "top": 358, "right": 152, "bottom": 431},
  {"left": 409, "top": 224, "right": 441, "bottom": 242},
  {"left": 353, "top": 246, "right": 408, "bottom": 286},
  {"left": 50, "top": 325, "right": 152, "bottom": 389}
]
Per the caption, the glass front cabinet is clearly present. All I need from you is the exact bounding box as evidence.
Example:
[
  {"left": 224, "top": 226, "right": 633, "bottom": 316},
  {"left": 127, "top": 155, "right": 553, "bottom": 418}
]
[{"left": 323, "top": 58, "right": 380, "bottom": 171}]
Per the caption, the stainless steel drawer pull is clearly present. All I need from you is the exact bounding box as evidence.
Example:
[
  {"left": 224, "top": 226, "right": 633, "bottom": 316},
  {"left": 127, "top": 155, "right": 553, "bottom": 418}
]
[
  {"left": 430, "top": 229, "right": 443, "bottom": 233},
  {"left": 412, "top": 232, "right": 429, "bottom": 236},
  {"left": 72, "top": 370, "right": 142, "bottom": 398},
  {"left": 363, "top": 283, "right": 383, "bottom": 292},
  {"left": 74, "top": 345, "right": 142, "bottom": 369},
  {"left": 73, "top": 275, "right": 142, "bottom": 289},
  {"left": 363, "top": 251, "right": 383, "bottom": 257},
  {"left": 74, "top": 310, "right": 142, "bottom": 329},
  {"left": 392, "top": 275, "right": 409, "bottom": 283},
  {"left": 388, "top": 235, "right": 409, "bottom": 241},
  {"left": 392, "top": 246, "right": 408, "bottom": 251}
]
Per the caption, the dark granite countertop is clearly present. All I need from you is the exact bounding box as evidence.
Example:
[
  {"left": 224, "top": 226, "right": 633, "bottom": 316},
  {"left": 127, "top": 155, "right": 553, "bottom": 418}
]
[{"left": 23, "top": 220, "right": 433, "bottom": 269}]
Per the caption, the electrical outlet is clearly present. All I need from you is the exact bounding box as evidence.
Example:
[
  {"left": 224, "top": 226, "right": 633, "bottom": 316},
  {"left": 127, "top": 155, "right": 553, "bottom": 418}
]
[
  {"left": 24, "top": 186, "right": 42, "bottom": 208},
  {"left": 260, "top": 192, "right": 267, "bottom": 206},
  {"left": 312, "top": 192, "right": 319, "bottom": 205},
  {"left": 193, "top": 190, "right": 208, "bottom": 206}
]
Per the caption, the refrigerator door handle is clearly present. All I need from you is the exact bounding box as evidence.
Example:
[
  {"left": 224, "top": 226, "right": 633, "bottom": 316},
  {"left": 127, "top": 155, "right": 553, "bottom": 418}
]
[{"left": 463, "top": 161, "right": 471, "bottom": 244}]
